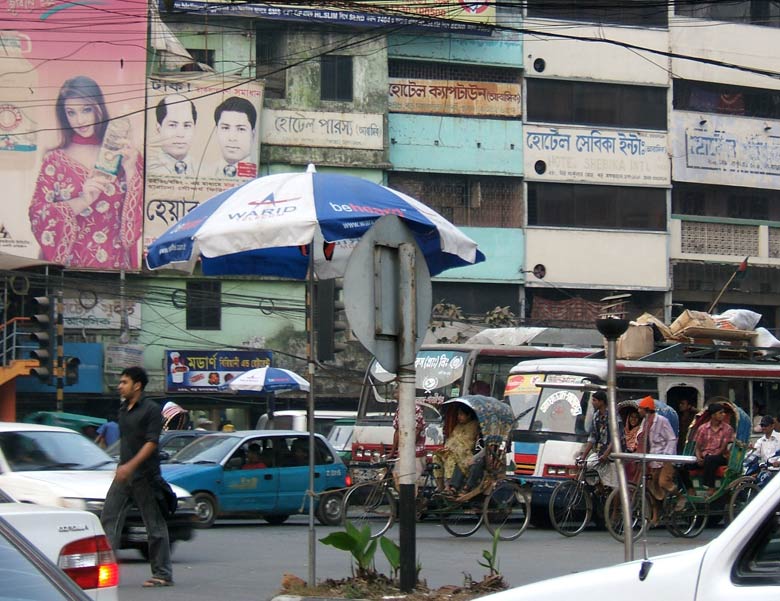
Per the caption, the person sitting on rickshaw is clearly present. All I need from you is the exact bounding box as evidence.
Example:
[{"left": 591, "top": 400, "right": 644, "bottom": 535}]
[
  {"left": 434, "top": 404, "right": 480, "bottom": 496},
  {"left": 694, "top": 402, "right": 735, "bottom": 498}
]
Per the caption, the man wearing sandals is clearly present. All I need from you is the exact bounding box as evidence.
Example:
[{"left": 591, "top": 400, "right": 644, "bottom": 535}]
[{"left": 102, "top": 366, "right": 174, "bottom": 587}]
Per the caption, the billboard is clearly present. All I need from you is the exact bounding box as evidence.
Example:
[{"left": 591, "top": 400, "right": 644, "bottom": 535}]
[
  {"left": 165, "top": 349, "right": 272, "bottom": 393},
  {"left": 388, "top": 78, "right": 522, "bottom": 117},
  {"left": 0, "top": 0, "right": 147, "bottom": 270},
  {"left": 143, "top": 74, "right": 264, "bottom": 250}
]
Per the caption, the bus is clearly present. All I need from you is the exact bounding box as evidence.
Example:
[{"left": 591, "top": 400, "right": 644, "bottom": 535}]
[
  {"left": 350, "top": 342, "right": 599, "bottom": 478},
  {"left": 503, "top": 343, "right": 780, "bottom": 518}
]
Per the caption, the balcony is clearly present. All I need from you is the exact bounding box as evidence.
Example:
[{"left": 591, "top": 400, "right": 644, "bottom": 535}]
[{"left": 671, "top": 216, "right": 780, "bottom": 265}]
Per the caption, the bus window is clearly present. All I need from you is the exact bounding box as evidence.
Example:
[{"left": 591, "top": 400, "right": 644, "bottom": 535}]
[
  {"left": 536, "top": 384, "right": 589, "bottom": 435},
  {"left": 504, "top": 373, "right": 545, "bottom": 429},
  {"left": 472, "top": 357, "right": 524, "bottom": 399},
  {"left": 615, "top": 376, "right": 657, "bottom": 404},
  {"left": 705, "top": 379, "right": 749, "bottom": 413}
]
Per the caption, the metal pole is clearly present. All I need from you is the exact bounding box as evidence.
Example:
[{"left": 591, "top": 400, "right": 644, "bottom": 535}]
[
  {"left": 55, "top": 290, "right": 64, "bottom": 413},
  {"left": 398, "top": 243, "right": 417, "bottom": 593},
  {"left": 306, "top": 252, "right": 316, "bottom": 587},
  {"left": 605, "top": 336, "right": 632, "bottom": 561}
]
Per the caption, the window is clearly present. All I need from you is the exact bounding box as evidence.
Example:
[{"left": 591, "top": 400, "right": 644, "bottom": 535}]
[
  {"left": 321, "top": 55, "right": 353, "bottom": 101},
  {"left": 256, "top": 25, "right": 286, "bottom": 98},
  {"left": 672, "top": 183, "right": 780, "bottom": 221},
  {"left": 527, "top": 182, "right": 667, "bottom": 231},
  {"left": 186, "top": 280, "right": 221, "bottom": 330},
  {"left": 185, "top": 48, "right": 215, "bottom": 69},
  {"left": 674, "top": 79, "right": 780, "bottom": 120},
  {"left": 527, "top": 79, "right": 667, "bottom": 130},
  {"left": 527, "top": 0, "right": 668, "bottom": 27},
  {"left": 389, "top": 59, "right": 520, "bottom": 84},
  {"left": 676, "top": 1, "right": 780, "bottom": 28}
]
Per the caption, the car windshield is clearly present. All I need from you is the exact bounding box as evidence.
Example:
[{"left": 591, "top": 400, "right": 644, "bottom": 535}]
[
  {"left": 0, "top": 431, "right": 114, "bottom": 472},
  {"left": 327, "top": 424, "right": 354, "bottom": 451},
  {"left": 172, "top": 435, "right": 240, "bottom": 463}
]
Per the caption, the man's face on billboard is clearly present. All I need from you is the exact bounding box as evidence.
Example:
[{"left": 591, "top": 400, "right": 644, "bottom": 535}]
[
  {"left": 216, "top": 110, "right": 254, "bottom": 164},
  {"left": 158, "top": 98, "right": 195, "bottom": 161}
]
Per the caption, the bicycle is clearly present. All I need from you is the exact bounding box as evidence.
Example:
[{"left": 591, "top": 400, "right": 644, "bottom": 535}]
[
  {"left": 727, "top": 451, "right": 778, "bottom": 523},
  {"left": 548, "top": 458, "right": 610, "bottom": 536}
]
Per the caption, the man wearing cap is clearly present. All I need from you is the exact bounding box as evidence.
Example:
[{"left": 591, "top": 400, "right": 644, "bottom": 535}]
[
  {"left": 752, "top": 415, "right": 780, "bottom": 467},
  {"left": 637, "top": 396, "right": 680, "bottom": 519},
  {"left": 694, "top": 402, "right": 735, "bottom": 497},
  {"left": 577, "top": 391, "right": 621, "bottom": 489}
]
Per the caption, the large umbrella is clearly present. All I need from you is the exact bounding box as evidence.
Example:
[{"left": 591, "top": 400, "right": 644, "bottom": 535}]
[
  {"left": 226, "top": 367, "right": 310, "bottom": 393},
  {"left": 146, "top": 165, "right": 485, "bottom": 585},
  {"left": 146, "top": 164, "right": 484, "bottom": 277}
]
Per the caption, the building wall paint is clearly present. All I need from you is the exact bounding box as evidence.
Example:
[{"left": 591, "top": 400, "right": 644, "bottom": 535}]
[
  {"left": 433, "top": 227, "right": 524, "bottom": 283},
  {"left": 387, "top": 32, "right": 523, "bottom": 67},
  {"left": 525, "top": 228, "right": 669, "bottom": 290},
  {"left": 388, "top": 114, "right": 523, "bottom": 175}
]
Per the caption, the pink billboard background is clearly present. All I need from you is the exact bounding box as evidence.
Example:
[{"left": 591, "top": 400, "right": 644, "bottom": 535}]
[{"left": 0, "top": 0, "right": 147, "bottom": 270}]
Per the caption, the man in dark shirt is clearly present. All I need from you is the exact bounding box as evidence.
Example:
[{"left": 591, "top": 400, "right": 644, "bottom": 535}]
[{"left": 101, "top": 367, "right": 173, "bottom": 587}]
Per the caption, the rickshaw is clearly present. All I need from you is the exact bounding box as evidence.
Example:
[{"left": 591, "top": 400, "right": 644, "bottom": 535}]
[{"left": 341, "top": 395, "right": 531, "bottom": 540}]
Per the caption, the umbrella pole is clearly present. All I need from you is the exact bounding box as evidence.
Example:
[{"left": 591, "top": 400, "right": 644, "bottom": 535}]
[{"left": 306, "top": 246, "right": 317, "bottom": 587}]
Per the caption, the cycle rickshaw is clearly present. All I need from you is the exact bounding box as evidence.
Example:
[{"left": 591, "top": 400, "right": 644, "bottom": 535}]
[{"left": 341, "top": 395, "right": 531, "bottom": 540}]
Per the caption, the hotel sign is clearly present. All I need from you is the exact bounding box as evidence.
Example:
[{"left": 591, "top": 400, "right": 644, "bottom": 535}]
[
  {"left": 388, "top": 78, "right": 521, "bottom": 117},
  {"left": 262, "top": 109, "right": 384, "bottom": 150}
]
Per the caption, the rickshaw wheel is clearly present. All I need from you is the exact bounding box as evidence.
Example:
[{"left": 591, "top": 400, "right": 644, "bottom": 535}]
[
  {"left": 667, "top": 496, "right": 707, "bottom": 538},
  {"left": 342, "top": 481, "right": 395, "bottom": 539},
  {"left": 483, "top": 480, "right": 530, "bottom": 541},
  {"left": 440, "top": 500, "right": 484, "bottom": 537},
  {"left": 604, "top": 484, "right": 648, "bottom": 542},
  {"left": 728, "top": 479, "right": 760, "bottom": 524},
  {"left": 548, "top": 479, "right": 592, "bottom": 537}
]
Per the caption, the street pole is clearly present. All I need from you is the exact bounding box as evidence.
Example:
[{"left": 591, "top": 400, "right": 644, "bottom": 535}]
[
  {"left": 596, "top": 318, "right": 631, "bottom": 561},
  {"left": 306, "top": 253, "right": 316, "bottom": 587}
]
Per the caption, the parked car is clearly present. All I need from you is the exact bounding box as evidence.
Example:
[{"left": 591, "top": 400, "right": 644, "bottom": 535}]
[
  {"left": 326, "top": 418, "right": 355, "bottom": 463},
  {"left": 0, "top": 487, "right": 118, "bottom": 600},
  {"left": 105, "top": 429, "right": 211, "bottom": 462},
  {"left": 0, "top": 422, "right": 197, "bottom": 558},
  {"left": 0, "top": 513, "right": 94, "bottom": 601},
  {"left": 162, "top": 430, "right": 348, "bottom": 528},
  {"left": 477, "top": 463, "right": 780, "bottom": 601},
  {"left": 23, "top": 411, "right": 106, "bottom": 437}
]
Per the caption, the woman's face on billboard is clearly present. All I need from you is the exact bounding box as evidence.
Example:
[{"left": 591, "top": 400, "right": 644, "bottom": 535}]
[{"left": 64, "top": 98, "right": 97, "bottom": 138}]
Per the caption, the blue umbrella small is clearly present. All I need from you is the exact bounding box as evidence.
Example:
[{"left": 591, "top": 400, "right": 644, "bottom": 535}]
[{"left": 226, "top": 367, "right": 310, "bottom": 393}]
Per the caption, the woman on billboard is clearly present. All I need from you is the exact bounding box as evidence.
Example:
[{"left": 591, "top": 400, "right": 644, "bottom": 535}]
[{"left": 29, "top": 75, "right": 143, "bottom": 269}]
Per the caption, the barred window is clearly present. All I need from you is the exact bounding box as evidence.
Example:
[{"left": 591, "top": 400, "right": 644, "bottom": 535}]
[
  {"left": 675, "top": 1, "right": 780, "bottom": 28},
  {"left": 389, "top": 59, "right": 521, "bottom": 84},
  {"left": 674, "top": 79, "right": 780, "bottom": 120},
  {"left": 388, "top": 173, "right": 522, "bottom": 228},
  {"left": 672, "top": 182, "right": 780, "bottom": 221},
  {"left": 186, "top": 280, "right": 221, "bottom": 330},
  {"left": 527, "top": 0, "right": 668, "bottom": 27}
]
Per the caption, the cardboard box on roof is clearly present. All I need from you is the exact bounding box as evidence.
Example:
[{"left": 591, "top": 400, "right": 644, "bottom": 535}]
[
  {"left": 605, "top": 323, "right": 655, "bottom": 359},
  {"left": 635, "top": 312, "right": 673, "bottom": 341},
  {"left": 670, "top": 310, "right": 717, "bottom": 334}
]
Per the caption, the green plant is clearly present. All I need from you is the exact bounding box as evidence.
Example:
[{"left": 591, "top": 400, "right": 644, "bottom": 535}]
[
  {"left": 477, "top": 529, "right": 501, "bottom": 577},
  {"left": 380, "top": 536, "right": 400, "bottom": 580},
  {"left": 320, "top": 522, "right": 379, "bottom": 578}
]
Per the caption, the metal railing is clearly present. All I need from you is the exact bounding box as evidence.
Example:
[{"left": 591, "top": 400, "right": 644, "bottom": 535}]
[{"left": 0, "top": 317, "right": 34, "bottom": 366}]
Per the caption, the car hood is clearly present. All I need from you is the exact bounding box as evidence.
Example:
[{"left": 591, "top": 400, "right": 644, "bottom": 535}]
[
  {"left": 161, "top": 463, "right": 217, "bottom": 480},
  {"left": 4, "top": 470, "right": 192, "bottom": 499},
  {"left": 478, "top": 546, "right": 708, "bottom": 601}
]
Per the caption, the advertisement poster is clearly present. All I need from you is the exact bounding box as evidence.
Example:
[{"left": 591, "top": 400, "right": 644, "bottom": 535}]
[
  {"left": 143, "top": 74, "right": 264, "bottom": 249},
  {"left": 0, "top": 0, "right": 147, "bottom": 269},
  {"left": 165, "top": 349, "right": 272, "bottom": 393}
]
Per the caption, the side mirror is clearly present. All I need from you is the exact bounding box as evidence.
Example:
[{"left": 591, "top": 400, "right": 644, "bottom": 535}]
[
  {"left": 159, "top": 450, "right": 171, "bottom": 461},
  {"left": 226, "top": 457, "right": 244, "bottom": 470}
]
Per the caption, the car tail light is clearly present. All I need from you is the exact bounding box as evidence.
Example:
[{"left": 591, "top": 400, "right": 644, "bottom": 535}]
[
  {"left": 345, "top": 474, "right": 353, "bottom": 487},
  {"left": 58, "top": 535, "right": 119, "bottom": 589}
]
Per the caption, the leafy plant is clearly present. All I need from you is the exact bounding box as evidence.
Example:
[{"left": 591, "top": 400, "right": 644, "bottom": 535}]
[
  {"left": 380, "top": 536, "right": 400, "bottom": 580},
  {"left": 477, "top": 529, "right": 501, "bottom": 577},
  {"left": 320, "top": 522, "right": 379, "bottom": 577}
]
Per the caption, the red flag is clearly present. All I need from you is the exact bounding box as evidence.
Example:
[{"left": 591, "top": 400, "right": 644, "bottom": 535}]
[{"left": 735, "top": 256, "right": 749, "bottom": 281}]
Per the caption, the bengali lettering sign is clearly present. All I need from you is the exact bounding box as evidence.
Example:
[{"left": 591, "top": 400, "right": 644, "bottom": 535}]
[
  {"left": 165, "top": 349, "right": 273, "bottom": 393},
  {"left": 672, "top": 112, "right": 780, "bottom": 189},
  {"left": 261, "top": 109, "right": 384, "bottom": 150},
  {"left": 388, "top": 78, "right": 521, "bottom": 117},
  {"left": 523, "top": 125, "right": 669, "bottom": 186},
  {"left": 104, "top": 344, "right": 145, "bottom": 373},
  {"left": 63, "top": 297, "right": 141, "bottom": 330}
]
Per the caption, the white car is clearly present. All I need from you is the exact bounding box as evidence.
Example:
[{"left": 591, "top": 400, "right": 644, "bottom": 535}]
[
  {"left": 0, "top": 487, "right": 118, "bottom": 600},
  {"left": 478, "top": 470, "right": 780, "bottom": 601},
  {"left": 0, "top": 422, "right": 196, "bottom": 557}
]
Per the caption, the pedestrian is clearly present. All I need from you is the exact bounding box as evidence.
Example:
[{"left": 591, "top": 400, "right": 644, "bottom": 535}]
[
  {"left": 101, "top": 366, "right": 173, "bottom": 587},
  {"left": 95, "top": 414, "right": 119, "bottom": 448}
]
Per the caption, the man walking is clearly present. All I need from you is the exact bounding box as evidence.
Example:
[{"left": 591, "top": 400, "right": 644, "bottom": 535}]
[
  {"left": 101, "top": 366, "right": 173, "bottom": 587},
  {"left": 637, "top": 396, "right": 680, "bottom": 522}
]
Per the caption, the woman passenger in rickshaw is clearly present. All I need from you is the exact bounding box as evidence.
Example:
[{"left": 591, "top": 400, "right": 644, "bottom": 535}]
[{"left": 434, "top": 404, "right": 480, "bottom": 495}]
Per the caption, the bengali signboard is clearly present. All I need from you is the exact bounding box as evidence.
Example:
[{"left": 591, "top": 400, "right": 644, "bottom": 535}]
[
  {"left": 388, "top": 78, "right": 521, "bottom": 117},
  {"left": 0, "top": 0, "right": 147, "bottom": 269},
  {"left": 104, "top": 344, "right": 145, "bottom": 373},
  {"left": 143, "top": 74, "right": 264, "bottom": 249},
  {"left": 262, "top": 109, "right": 383, "bottom": 149},
  {"left": 165, "top": 349, "right": 273, "bottom": 393},
  {"left": 523, "top": 125, "right": 669, "bottom": 186},
  {"left": 63, "top": 296, "right": 141, "bottom": 330},
  {"left": 169, "top": 0, "right": 494, "bottom": 31},
  {"left": 672, "top": 112, "right": 780, "bottom": 189}
]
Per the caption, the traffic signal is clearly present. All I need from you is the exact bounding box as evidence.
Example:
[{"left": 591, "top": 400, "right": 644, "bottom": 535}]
[
  {"left": 64, "top": 356, "right": 81, "bottom": 386},
  {"left": 29, "top": 294, "right": 56, "bottom": 384},
  {"left": 315, "top": 278, "right": 348, "bottom": 362}
]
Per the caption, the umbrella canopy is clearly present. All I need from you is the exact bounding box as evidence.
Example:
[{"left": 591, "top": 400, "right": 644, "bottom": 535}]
[
  {"left": 146, "top": 165, "right": 485, "bottom": 278},
  {"left": 227, "top": 367, "right": 310, "bottom": 393}
]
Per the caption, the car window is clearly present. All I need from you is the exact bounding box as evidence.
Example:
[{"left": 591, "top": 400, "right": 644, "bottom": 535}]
[
  {"left": 276, "top": 436, "right": 335, "bottom": 467},
  {"left": 164, "top": 435, "right": 198, "bottom": 454},
  {"left": 734, "top": 502, "right": 780, "bottom": 584},
  {"left": 0, "top": 432, "right": 113, "bottom": 472},
  {"left": 174, "top": 435, "right": 239, "bottom": 463}
]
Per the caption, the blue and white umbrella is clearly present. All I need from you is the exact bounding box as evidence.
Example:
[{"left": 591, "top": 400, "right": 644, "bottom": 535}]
[
  {"left": 146, "top": 165, "right": 485, "bottom": 278},
  {"left": 226, "top": 367, "right": 310, "bottom": 393}
]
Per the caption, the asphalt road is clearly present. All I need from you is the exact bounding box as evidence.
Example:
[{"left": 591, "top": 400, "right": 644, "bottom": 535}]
[{"left": 114, "top": 517, "right": 720, "bottom": 601}]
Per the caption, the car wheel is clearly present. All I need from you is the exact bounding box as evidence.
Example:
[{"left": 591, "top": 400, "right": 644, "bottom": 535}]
[
  {"left": 264, "top": 514, "right": 290, "bottom": 525},
  {"left": 140, "top": 542, "right": 175, "bottom": 560},
  {"left": 193, "top": 492, "right": 218, "bottom": 528},
  {"left": 316, "top": 491, "right": 344, "bottom": 526}
]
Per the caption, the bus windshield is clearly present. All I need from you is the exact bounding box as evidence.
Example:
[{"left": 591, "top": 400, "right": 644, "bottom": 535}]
[
  {"left": 505, "top": 373, "right": 592, "bottom": 435},
  {"left": 361, "top": 350, "right": 470, "bottom": 417}
]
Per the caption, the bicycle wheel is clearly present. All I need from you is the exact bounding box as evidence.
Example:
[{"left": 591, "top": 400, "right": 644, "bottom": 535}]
[
  {"left": 728, "top": 480, "right": 760, "bottom": 523},
  {"left": 604, "top": 485, "right": 648, "bottom": 542},
  {"left": 548, "top": 480, "right": 592, "bottom": 537},
  {"left": 440, "top": 501, "right": 484, "bottom": 537},
  {"left": 342, "top": 481, "right": 395, "bottom": 539},
  {"left": 667, "top": 496, "right": 707, "bottom": 538},
  {"left": 483, "top": 480, "right": 531, "bottom": 541}
]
